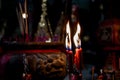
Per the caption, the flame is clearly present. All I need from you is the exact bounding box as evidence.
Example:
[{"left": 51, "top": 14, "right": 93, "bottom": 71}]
[
  {"left": 73, "top": 23, "right": 81, "bottom": 48},
  {"left": 65, "top": 21, "right": 72, "bottom": 50}
]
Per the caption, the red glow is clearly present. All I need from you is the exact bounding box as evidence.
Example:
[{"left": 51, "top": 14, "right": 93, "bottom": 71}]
[
  {"left": 6, "top": 49, "right": 61, "bottom": 54},
  {"left": 74, "top": 48, "right": 82, "bottom": 70}
]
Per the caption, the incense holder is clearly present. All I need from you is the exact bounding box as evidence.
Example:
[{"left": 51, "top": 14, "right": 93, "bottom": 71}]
[{"left": 0, "top": 42, "right": 67, "bottom": 80}]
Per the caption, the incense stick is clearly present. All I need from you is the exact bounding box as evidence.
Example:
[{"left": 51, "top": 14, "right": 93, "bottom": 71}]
[
  {"left": 16, "top": 8, "right": 24, "bottom": 35},
  {"left": 24, "top": 0, "right": 28, "bottom": 35},
  {"left": 24, "top": 0, "right": 29, "bottom": 41},
  {"left": 19, "top": 3, "right": 26, "bottom": 36}
]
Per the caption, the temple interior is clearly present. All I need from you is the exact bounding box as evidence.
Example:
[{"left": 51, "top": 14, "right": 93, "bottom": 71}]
[{"left": 0, "top": 0, "right": 120, "bottom": 80}]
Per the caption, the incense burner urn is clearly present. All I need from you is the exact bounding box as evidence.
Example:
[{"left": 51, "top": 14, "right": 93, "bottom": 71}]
[{"left": 0, "top": 42, "right": 67, "bottom": 80}]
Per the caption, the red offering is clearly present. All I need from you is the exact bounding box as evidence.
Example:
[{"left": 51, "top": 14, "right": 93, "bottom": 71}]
[{"left": 74, "top": 48, "right": 82, "bottom": 70}]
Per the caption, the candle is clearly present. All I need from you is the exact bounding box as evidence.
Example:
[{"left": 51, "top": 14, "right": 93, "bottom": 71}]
[
  {"left": 73, "top": 23, "right": 82, "bottom": 70},
  {"left": 65, "top": 21, "right": 73, "bottom": 80}
]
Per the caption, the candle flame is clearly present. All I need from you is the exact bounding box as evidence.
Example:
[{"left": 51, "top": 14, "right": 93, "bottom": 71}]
[
  {"left": 65, "top": 21, "right": 72, "bottom": 50},
  {"left": 73, "top": 23, "right": 81, "bottom": 48}
]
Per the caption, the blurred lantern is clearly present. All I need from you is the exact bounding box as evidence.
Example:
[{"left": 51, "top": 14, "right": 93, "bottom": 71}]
[
  {"left": 35, "top": 0, "right": 53, "bottom": 42},
  {"left": 97, "top": 18, "right": 120, "bottom": 46}
]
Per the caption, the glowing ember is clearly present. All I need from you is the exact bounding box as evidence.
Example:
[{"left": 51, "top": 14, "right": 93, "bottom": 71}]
[{"left": 22, "top": 13, "right": 28, "bottom": 19}]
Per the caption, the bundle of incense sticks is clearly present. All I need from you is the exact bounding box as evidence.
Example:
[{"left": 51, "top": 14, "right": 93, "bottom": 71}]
[{"left": 16, "top": 0, "right": 29, "bottom": 42}]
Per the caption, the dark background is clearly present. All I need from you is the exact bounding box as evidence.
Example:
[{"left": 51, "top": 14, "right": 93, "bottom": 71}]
[{"left": 0, "top": 0, "right": 120, "bottom": 36}]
